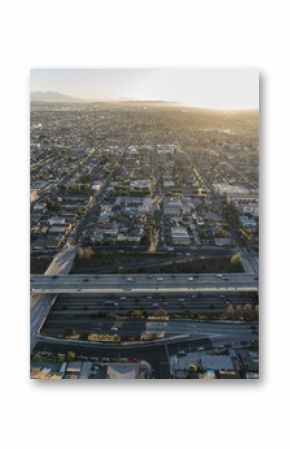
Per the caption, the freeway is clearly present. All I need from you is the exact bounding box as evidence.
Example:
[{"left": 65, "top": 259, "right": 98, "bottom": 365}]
[
  {"left": 31, "top": 273, "right": 258, "bottom": 294},
  {"left": 30, "top": 245, "right": 79, "bottom": 350},
  {"left": 42, "top": 318, "right": 257, "bottom": 342},
  {"left": 48, "top": 295, "right": 257, "bottom": 317}
]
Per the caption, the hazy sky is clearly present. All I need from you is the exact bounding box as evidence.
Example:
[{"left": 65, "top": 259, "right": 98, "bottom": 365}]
[{"left": 31, "top": 68, "right": 259, "bottom": 110}]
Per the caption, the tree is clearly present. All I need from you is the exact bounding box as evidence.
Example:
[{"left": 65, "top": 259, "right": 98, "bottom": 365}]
[
  {"left": 78, "top": 246, "right": 95, "bottom": 261},
  {"left": 154, "top": 308, "right": 169, "bottom": 319},
  {"left": 129, "top": 310, "right": 145, "bottom": 319},
  {"left": 188, "top": 364, "right": 198, "bottom": 376},
  {"left": 230, "top": 252, "right": 241, "bottom": 271},
  {"left": 66, "top": 351, "right": 76, "bottom": 361},
  {"left": 235, "top": 305, "right": 243, "bottom": 320},
  {"left": 243, "top": 303, "right": 254, "bottom": 321},
  {"left": 250, "top": 340, "right": 259, "bottom": 351},
  {"left": 64, "top": 327, "right": 76, "bottom": 337},
  {"left": 254, "top": 304, "right": 259, "bottom": 320},
  {"left": 32, "top": 353, "right": 43, "bottom": 362},
  {"left": 57, "top": 354, "right": 66, "bottom": 363},
  {"left": 225, "top": 305, "right": 235, "bottom": 320}
]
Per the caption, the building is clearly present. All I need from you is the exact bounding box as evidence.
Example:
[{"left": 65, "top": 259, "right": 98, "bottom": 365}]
[
  {"left": 171, "top": 226, "right": 191, "bottom": 245},
  {"left": 239, "top": 215, "right": 257, "bottom": 228},
  {"left": 91, "top": 181, "right": 102, "bottom": 191},
  {"left": 200, "top": 355, "right": 234, "bottom": 371},
  {"left": 130, "top": 179, "right": 151, "bottom": 191}
]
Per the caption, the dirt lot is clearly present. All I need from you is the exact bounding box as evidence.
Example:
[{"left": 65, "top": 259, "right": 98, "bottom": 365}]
[
  {"left": 71, "top": 250, "right": 243, "bottom": 274},
  {"left": 31, "top": 256, "right": 54, "bottom": 274}
]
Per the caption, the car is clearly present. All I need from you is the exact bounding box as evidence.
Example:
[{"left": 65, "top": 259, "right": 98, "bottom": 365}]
[
  {"left": 225, "top": 300, "right": 231, "bottom": 305},
  {"left": 177, "top": 350, "right": 186, "bottom": 357},
  {"left": 126, "top": 277, "right": 134, "bottom": 282},
  {"left": 187, "top": 277, "right": 194, "bottom": 281},
  {"left": 216, "top": 274, "right": 223, "bottom": 278},
  {"left": 110, "top": 327, "right": 118, "bottom": 332},
  {"left": 197, "top": 346, "right": 204, "bottom": 351},
  {"left": 157, "top": 277, "right": 164, "bottom": 281}
]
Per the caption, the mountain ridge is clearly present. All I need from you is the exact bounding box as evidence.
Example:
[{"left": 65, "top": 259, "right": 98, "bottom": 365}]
[{"left": 30, "top": 91, "right": 85, "bottom": 103}]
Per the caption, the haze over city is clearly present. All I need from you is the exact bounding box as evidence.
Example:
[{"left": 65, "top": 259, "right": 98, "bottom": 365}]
[{"left": 31, "top": 68, "right": 259, "bottom": 110}]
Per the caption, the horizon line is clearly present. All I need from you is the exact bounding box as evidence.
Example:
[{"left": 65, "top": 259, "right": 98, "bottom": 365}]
[{"left": 30, "top": 91, "right": 259, "bottom": 112}]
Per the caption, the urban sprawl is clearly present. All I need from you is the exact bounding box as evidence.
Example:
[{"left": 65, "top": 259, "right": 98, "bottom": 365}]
[{"left": 30, "top": 101, "right": 259, "bottom": 379}]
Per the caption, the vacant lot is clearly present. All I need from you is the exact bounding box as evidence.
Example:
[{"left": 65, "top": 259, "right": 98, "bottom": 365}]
[
  {"left": 31, "top": 255, "right": 54, "bottom": 274},
  {"left": 71, "top": 250, "right": 243, "bottom": 274}
]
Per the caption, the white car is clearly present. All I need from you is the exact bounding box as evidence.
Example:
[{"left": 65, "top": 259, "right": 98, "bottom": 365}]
[{"left": 157, "top": 277, "right": 164, "bottom": 281}]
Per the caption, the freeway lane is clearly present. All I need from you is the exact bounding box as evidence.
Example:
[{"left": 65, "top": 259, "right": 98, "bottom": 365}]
[
  {"left": 32, "top": 273, "right": 257, "bottom": 282},
  {"left": 31, "top": 273, "right": 258, "bottom": 294},
  {"left": 30, "top": 293, "right": 57, "bottom": 350},
  {"left": 31, "top": 245, "right": 79, "bottom": 351},
  {"left": 43, "top": 318, "right": 258, "bottom": 340}
]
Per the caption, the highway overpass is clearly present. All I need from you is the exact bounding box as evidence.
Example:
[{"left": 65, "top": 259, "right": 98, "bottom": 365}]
[{"left": 31, "top": 273, "right": 258, "bottom": 294}]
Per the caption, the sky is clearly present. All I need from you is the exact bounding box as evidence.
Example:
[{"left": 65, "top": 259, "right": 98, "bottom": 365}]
[{"left": 31, "top": 68, "right": 259, "bottom": 110}]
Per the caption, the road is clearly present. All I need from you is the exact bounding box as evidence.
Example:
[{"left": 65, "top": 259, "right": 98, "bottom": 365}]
[
  {"left": 49, "top": 291, "right": 257, "bottom": 314},
  {"left": 42, "top": 317, "right": 258, "bottom": 342},
  {"left": 34, "top": 320, "right": 258, "bottom": 378},
  {"left": 30, "top": 245, "right": 78, "bottom": 350},
  {"left": 31, "top": 273, "right": 258, "bottom": 294}
]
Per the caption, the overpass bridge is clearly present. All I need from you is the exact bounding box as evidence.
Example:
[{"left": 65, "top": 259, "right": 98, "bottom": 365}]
[{"left": 31, "top": 273, "right": 258, "bottom": 294}]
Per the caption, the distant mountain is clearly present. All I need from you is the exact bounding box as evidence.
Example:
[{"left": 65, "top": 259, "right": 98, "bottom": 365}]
[{"left": 30, "top": 91, "right": 85, "bottom": 103}]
